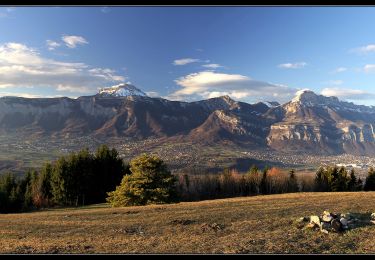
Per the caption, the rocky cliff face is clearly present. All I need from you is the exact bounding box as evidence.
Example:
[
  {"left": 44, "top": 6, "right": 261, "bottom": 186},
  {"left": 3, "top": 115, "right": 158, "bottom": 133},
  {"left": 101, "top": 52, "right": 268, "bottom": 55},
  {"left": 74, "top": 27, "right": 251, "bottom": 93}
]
[
  {"left": 266, "top": 90, "right": 375, "bottom": 155},
  {"left": 2, "top": 87, "right": 375, "bottom": 155}
]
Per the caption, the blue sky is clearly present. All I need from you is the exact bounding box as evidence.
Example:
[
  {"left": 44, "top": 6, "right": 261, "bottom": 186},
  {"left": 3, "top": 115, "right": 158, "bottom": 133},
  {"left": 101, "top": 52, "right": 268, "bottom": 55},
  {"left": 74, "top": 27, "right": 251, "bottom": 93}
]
[{"left": 2, "top": 6, "right": 375, "bottom": 105}]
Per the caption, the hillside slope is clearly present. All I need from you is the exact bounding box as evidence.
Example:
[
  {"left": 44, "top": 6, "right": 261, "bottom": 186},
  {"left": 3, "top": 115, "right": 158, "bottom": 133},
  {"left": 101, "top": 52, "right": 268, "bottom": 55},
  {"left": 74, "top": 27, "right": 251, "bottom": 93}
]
[{"left": 1, "top": 192, "right": 375, "bottom": 254}]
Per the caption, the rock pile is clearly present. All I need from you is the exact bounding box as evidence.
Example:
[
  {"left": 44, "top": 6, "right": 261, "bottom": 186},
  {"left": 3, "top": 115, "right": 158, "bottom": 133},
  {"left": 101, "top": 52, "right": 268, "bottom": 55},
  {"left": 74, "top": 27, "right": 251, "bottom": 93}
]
[{"left": 297, "top": 211, "right": 364, "bottom": 234}]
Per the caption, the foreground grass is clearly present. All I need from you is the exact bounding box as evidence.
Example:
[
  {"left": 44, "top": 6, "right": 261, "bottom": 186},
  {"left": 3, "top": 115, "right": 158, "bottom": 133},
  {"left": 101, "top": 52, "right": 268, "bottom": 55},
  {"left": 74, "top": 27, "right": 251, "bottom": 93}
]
[{"left": 1, "top": 192, "right": 375, "bottom": 254}]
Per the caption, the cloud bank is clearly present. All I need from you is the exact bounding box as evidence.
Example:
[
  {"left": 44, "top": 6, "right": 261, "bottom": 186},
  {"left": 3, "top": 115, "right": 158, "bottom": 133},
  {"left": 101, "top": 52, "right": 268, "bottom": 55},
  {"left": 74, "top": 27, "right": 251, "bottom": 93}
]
[
  {"left": 167, "top": 71, "right": 297, "bottom": 103},
  {"left": 0, "top": 42, "right": 125, "bottom": 95},
  {"left": 321, "top": 87, "right": 375, "bottom": 100}
]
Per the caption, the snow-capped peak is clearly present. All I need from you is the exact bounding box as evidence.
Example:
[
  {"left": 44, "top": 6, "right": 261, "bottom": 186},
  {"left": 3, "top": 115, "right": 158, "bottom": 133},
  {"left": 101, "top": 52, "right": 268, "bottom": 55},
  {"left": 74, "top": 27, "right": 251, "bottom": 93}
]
[
  {"left": 98, "top": 83, "right": 147, "bottom": 97},
  {"left": 292, "top": 89, "right": 315, "bottom": 103}
]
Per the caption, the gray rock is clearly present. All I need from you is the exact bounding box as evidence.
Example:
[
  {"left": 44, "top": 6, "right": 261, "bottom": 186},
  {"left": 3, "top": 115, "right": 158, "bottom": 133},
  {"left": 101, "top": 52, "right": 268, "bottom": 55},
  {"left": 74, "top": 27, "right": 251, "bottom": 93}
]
[
  {"left": 331, "top": 219, "right": 342, "bottom": 232},
  {"left": 321, "top": 222, "right": 331, "bottom": 230},
  {"left": 340, "top": 218, "right": 348, "bottom": 226},
  {"left": 371, "top": 213, "right": 375, "bottom": 220}
]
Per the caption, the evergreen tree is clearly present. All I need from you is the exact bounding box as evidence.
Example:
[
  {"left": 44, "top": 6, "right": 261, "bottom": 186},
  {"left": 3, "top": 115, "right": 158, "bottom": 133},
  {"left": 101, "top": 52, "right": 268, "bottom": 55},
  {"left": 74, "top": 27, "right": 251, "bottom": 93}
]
[
  {"left": 331, "top": 166, "right": 349, "bottom": 192},
  {"left": 356, "top": 177, "right": 363, "bottom": 191},
  {"left": 364, "top": 167, "right": 375, "bottom": 191},
  {"left": 51, "top": 156, "right": 69, "bottom": 205},
  {"left": 0, "top": 173, "right": 18, "bottom": 212},
  {"left": 314, "top": 167, "right": 329, "bottom": 192},
  {"left": 287, "top": 169, "right": 299, "bottom": 193},
  {"left": 348, "top": 169, "right": 358, "bottom": 191},
  {"left": 248, "top": 165, "right": 259, "bottom": 175},
  {"left": 107, "top": 154, "right": 178, "bottom": 207},
  {"left": 93, "top": 145, "right": 129, "bottom": 202},
  {"left": 33, "top": 163, "right": 53, "bottom": 207},
  {"left": 260, "top": 167, "right": 269, "bottom": 194}
]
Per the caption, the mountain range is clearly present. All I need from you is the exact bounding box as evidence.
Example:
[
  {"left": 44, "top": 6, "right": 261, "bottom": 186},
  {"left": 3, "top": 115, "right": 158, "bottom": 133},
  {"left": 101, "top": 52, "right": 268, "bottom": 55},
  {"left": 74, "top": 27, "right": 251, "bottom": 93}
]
[{"left": 1, "top": 83, "right": 375, "bottom": 155}]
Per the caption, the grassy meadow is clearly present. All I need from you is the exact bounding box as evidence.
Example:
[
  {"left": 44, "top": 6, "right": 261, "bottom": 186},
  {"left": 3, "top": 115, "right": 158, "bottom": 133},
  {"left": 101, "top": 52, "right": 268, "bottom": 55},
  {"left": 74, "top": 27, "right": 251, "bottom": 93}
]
[{"left": 1, "top": 192, "right": 375, "bottom": 254}]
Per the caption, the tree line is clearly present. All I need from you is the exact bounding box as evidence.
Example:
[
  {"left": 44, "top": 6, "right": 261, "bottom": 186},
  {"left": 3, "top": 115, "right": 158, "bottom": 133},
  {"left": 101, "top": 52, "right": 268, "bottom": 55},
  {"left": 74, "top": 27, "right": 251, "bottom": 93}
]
[
  {"left": 176, "top": 165, "right": 375, "bottom": 201},
  {"left": 0, "top": 145, "right": 127, "bottom": 213},
  {"left": 2, "top": 145, "right": 375, "bottom": 213}
]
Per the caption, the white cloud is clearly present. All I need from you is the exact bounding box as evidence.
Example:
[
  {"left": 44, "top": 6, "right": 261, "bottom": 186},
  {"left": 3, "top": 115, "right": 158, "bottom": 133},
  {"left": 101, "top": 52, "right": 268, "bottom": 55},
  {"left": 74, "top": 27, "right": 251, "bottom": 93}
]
[
  {"left": 62, "top": 35, "right": 88, "bottom": 48},
  {"left": 0, "top": 91, "right": 45, "bottom": 98},
  {"left": 202, "top": 63, "right": 222, "bottom": 69},
  {"left": 46, "top": 40, "right": 61, "bottom": 51},
  {"left": 167, "top": 71, "right": 297, "bottom": 103},
  {"left": 0, "top": 42, "right": 125, "bottom": 95},
  {"left": 173, "top": 58, "right": 200, "bottom": 66},
  {"left": 56, "top": 84, "right": 91, "bottom": 93},
  {"left": 146, "top": 91, "right": 159, "bottom": 97},
  {"left": 332, "top": 67, "right": 347, "bottom": 73},
  {"left": 321, "top": 87, "right": 375, "bottom": 100},
  {"left": 352, "top": 44, "right": 375, "bottom": 54},
  {"left": 364, "top": 64, "right": 375, "bottom": 73},
  {"left": 88, "top": 68, "right": 125, "bottom": 81},
  {"left": 278, "top": 62, "right": 307, "bottom": 69}
]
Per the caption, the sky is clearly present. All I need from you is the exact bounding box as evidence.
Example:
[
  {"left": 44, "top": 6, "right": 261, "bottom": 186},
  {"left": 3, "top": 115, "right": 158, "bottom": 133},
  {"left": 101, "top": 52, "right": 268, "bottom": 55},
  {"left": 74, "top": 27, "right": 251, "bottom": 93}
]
[{"left": 2, "top": 6, "right": 375, "bottom": 105}]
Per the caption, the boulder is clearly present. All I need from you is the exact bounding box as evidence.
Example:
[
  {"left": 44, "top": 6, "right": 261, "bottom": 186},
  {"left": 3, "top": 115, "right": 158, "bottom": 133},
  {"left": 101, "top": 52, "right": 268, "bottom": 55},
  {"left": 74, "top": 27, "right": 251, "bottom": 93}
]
[
  {"left": 371, "top": 213, "right": 375, "bottom": 220},
  {"left": 321, "top": 222, "right": 330, "bottom": 231},
  {"left": 340, "top": 218, "right": 348, "bottom": 226},
  {"left": 331, "top": 219, "right": 342, "bottom": 232}
]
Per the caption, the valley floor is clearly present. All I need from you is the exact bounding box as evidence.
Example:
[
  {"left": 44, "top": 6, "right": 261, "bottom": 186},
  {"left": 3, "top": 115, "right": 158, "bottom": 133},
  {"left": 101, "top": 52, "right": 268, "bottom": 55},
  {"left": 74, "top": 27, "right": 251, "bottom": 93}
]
[{"left": 1, "top": 192, "right": 375, "bottom": 254}]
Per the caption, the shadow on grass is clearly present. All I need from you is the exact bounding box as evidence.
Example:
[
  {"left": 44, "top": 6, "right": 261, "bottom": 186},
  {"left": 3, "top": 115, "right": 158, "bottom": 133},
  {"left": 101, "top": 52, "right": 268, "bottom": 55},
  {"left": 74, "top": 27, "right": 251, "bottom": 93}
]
[
  {"left": 345, "top": 212, "right": 375, "bottom": 231},
  {"left": 39, "top": 203, "right": 110, "bottom": 213}
]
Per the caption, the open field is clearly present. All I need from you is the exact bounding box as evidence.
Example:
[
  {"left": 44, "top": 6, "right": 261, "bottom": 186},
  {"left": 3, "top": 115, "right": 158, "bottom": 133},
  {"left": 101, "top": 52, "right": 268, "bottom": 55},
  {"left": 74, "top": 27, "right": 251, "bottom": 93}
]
[{"left": 2, "top": 192, "right": 375, "bottom": 254}]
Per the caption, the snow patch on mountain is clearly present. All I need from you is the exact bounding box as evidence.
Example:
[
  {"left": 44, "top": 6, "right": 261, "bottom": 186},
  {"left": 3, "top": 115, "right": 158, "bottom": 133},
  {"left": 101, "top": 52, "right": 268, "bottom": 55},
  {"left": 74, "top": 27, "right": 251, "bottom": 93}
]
[{"left": 98, "top": 83, "right": 147, "bottom": 97}]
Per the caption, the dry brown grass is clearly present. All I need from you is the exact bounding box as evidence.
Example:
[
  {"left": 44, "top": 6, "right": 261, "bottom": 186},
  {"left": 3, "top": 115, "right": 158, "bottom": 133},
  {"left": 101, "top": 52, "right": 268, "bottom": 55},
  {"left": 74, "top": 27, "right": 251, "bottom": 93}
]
[{"left": 1, "top": 192, "right": 375, "bottom": 254}]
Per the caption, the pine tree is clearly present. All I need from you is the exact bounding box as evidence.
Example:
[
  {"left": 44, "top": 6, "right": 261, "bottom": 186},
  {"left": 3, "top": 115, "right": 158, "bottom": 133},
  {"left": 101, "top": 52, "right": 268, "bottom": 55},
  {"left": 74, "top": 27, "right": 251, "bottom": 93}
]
[
  {"left": 107, "top": 154, "right": 178, "bottom": 207},
  {"left": 314, "top": 167, "right": 329, "bottom": 191},
  {"left": 249, "top": 165, "right": 259, "bottom": 175},
  {"left": 51, "top": 156, "right": 69, "bottom": 205},
  {"left": 260, "top": 167, "right": 269, "bottom": 194},
  {"left": 364, "top": 167, "right": 375, "bottom": 191},
  {"left": 93, "top": 145, "right": 129, "bottom": 202},
  {"left": 356, "top": 177, "right": 363, "bottom": 191},
  {"left": 347, "top": 169, "right": 357, "bottom": 191},
  {"left": 287, "top": 169, "right": 299, "bottom": 193}
]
